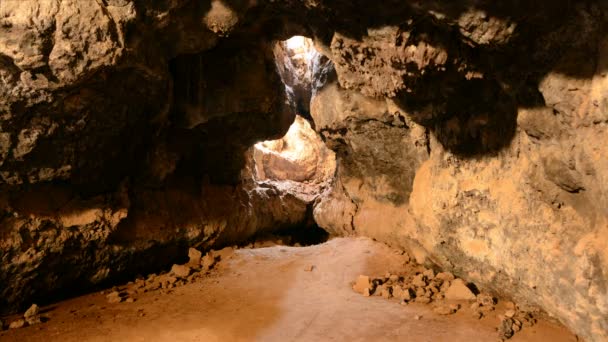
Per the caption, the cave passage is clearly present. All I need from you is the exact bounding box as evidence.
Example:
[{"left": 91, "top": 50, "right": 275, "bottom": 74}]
[{"left": 0, "top": 1, "right": 605, "bottom": 341}]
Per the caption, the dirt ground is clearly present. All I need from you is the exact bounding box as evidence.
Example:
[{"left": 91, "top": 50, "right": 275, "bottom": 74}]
[{"left": 0, "top": 237, "right": 577, "bottom": 342}]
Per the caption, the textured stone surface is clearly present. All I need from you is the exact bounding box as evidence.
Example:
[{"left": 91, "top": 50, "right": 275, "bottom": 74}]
[
  {"left": 0, "top": 1, "right": 607, "bottom": 341},
  {"left": 311, "top": 3, "right": 608, "bottom": 341}
]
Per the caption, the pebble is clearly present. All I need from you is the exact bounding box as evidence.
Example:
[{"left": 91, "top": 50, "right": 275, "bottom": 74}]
[
  {"left": 380, "top": 285, "right": 393, "bottom": 299},
  {"left": 170, "top": 264, "right": 192, "bottom": 278},
  {"left": 9, "top": 319, "right": 25, "bottom": 329},
  {"left": 106, "top": 291, "right": 124, "bottom": 304},
  {"left": 435, "top": 272, "right": 455, "bottom": 281},
  {"left": 24, "top": 304, "right": 38, "bottom": 316},
  {"left": 477, "top": 293, "right": 496, "bottom": 307},
  {"left": 412, "top": 274, "right": 427, "bottom": 288},
  {"left": 498, "top": 318, "right": 515, "bottom": 340},
  {"left": 202, "top": 252, "right": 217, "bottom": 270},
  {"left": 415, "top": 296, "right": 431, "bottom": 304},
  {"left": 187, "top": 248, "right": 203, "bottom": 268},
  {"left": 304, "top": 265, "right": 314, "bottom": 272},
  {"left": 433, "top": 303, "right": 460, "bottom": 315}
]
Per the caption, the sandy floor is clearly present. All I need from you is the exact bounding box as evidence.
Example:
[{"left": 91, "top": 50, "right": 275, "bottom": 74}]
[{"left": 0, "top": 237, "right": 577, "bottom": 342}]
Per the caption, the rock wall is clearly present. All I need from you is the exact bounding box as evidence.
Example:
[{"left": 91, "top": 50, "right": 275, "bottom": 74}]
[
  {"left": 0, "top": 0, "right": 302, "bottom": 314},
  {"left": 1, "top": 1, "right": 607, "bottom": 341},
  {"left": 310, "top": 2, "right": 608, "bottom": 341}
]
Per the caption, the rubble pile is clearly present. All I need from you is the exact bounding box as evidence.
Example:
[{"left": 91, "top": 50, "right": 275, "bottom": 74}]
[
  {"left": 104, "top": 247, "right": 235, "bottom": 304},
  {"left": 1, "top": 304, "right": 43, "bottom": 330},
  {"left": 353, "top": 267, "right": 537, "bottom": 340}
]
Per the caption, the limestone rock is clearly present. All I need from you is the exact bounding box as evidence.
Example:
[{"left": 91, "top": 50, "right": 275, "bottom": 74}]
[
  {"left": 498, "top": 318, "right": 515, "bottom": 340},
  {"left": 353, "top": 275, "right": 373, "bottom": 296},
  {"left": 8, "top": 319, "right": 25, "bottom": 329},
  {"left": 444, "top": 279, "right": 476, "bottom": 301},
  {"left": 106, "top": 291, "right": 124, "bottom": 304},
  {"left": 170, "top": 265, "right": 192, "bottom": 279},
  {"left": 24, "top": 304, "right": 39, "bottom": 319},
  {"left": 216, "top": 247, "right": 235, "bottom": 261},
  {"left": 201, "top": 253, "right": 218, "bottom": 271},
  {"left": 433, "top": 303, "right": 460, "bottom": 315},
  {"left": 187, "top": 248, "right": 203, "bottom": 268}
]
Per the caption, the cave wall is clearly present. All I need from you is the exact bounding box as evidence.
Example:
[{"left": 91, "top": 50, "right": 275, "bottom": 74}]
[
  {"left": 0, "top": 0, "right": 304, "bottom": 314},
  {"left": 1, "top": 1, "right": 608, "bottom": 341},
  {"left": 309, "top": 2, "right": 608, "bottom": 341}
]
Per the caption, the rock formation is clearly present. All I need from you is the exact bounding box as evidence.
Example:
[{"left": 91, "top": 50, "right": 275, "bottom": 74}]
[{"left": 0, "top": 1, "right": 607, "bottom": 341}]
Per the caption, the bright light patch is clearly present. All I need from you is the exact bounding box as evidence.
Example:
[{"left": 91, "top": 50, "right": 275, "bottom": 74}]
[
  {"left": 286, "top": 36, "right": 307, "bottom": 51},
  {"left": 283, "top": 36, "right": 316, "bottom": 62},
  {"left": 255, "top": 116, "right": 308, "bottom": 161}
]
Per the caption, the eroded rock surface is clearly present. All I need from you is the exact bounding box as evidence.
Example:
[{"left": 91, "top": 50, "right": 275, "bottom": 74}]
[
  {"left": 1, "top": 1, "right": 607, "bottom": 341},
  {"left": 310, "top": 3, "right": 608, "bottom": 341}
]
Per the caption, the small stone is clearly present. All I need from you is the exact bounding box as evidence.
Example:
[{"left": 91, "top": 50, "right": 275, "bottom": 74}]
[
  {"left": 170, "top": 264, "right": 191, "bottom": 278},
  {"left": 477, "top": 293, "right": 496, "bottom": 307},
  {"left": 187, "top": 248, "right": 203, "bottom": 267},
  {"left": 353, "top": 275, "right": 372, "bottom": 296},
  {"left": 106, "top": 291, "right": 124, "bottom": 304},
  {"left": 216, "top": 247, "right": 234, "bottom": 261},
  {"left": 505, "top": 309, "right": 516, "bottom": 318},
  {"left": 444, "top": 279, "right": 476, "bottom": 301},
  {"left": 472, "top": 310, "right": 483, "bottom": 319},
  {"left": 436, "top": 272, "right": 455, "bottom": 281},
  {"left": 505, "top": 301, "right": 516, "bottom": 310},
  {"left": 512, "top": 320, "right": 522, "bottom": 332},
  {"left": 433, "top": 303, "right": 460, "bottom": 315},
  {"left": 304, "top": 265, "right": 314, "bottom": 272},
  {"left": 25, "top": 315, "right": 41, "bottom": 326},
  {"left": 202, "top": 252, "right": 217, "bottom": 270},
  {"left": 24, "top": 304, "right": 39, "bottom": 318},
  {"left": 498, "top": 318, "right": 515, "bottom": 340},
  {"left": 423, "top": 269, "right": 435, "bottom": 280},
  {"left": 381, "top": 285, "right": 393, "bottom": 299},
  {"left": 415, "top": 296, "right": 431, "bottom": 304},
  {"left": 433, "top": 293, "right": 445, "bottom": 301},
  {"left": 427, "top": 285, "right": 440, "bottom": 294},
  {"left": 470, "top": 302, "right": 480, "bottom": 310},
  {"left": 412, "top": 274, "right": 427, "bottom": 288},
  {"left": 414, "top": 315, "right": 422, "bottom": 320},
  {"left": 125, "top": 298, "right": 135, "bottom": 303},
  {"left": 9, "top": 319, "right": 26, "bottom": 329},
  {"left": 392, "top": 285, "right": 412, "bottom": 301},
  {"left": 389, "top": 274, "right": 399, "bottom": 282}
]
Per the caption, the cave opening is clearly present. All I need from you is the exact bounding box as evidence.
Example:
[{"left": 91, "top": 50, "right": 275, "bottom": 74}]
[{"left": 245, "top": 35, "right": 335, "bottom": 247}]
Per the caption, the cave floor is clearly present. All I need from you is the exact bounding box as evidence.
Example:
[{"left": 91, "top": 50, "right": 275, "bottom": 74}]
[{"left": 0, "top": 237, "right": 576, "bottom": 342}]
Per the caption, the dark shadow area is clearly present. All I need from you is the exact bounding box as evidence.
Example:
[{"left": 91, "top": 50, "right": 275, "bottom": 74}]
[
  {"left": 168, "top": 39, "right": 295, "bottom": 184},
  {"left": 394, "top": 74, "right": 518, "bottom": 156},
  {"left": 251, "top": 0, "right": 605, "bottom": 157}
]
